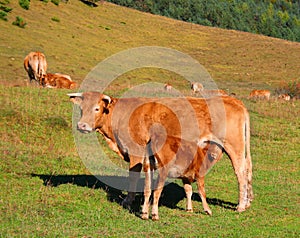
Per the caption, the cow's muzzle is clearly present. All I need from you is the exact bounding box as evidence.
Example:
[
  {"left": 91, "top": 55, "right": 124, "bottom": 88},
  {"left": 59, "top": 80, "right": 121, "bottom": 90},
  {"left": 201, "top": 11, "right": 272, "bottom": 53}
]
[{"left": 77, "top": 122, "right": 93, "bottom": 133}]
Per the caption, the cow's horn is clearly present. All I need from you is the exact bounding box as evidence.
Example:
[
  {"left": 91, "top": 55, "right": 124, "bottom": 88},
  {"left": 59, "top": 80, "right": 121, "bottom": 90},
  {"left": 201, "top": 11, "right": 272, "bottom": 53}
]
[
  {"left": 102, "top": 95, "right": 111, "bottom": 104},
  {"left": 67, "top": 93, "right": 83, "bottom": 98}
]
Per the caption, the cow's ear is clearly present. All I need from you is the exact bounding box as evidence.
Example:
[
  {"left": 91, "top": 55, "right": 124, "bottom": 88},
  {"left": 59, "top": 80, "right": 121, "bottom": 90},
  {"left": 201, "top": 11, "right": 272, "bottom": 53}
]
[
  {"left": 68, "top": 93, "right": 83, "bottom": 105},
  {"left": 102, "top": 95, "right": 111, "bottom": 106}
]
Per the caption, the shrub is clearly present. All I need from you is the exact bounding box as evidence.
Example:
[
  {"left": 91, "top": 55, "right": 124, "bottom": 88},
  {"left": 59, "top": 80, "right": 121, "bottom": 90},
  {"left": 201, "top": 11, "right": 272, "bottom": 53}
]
[
  {"left": 276, "top": 79, "right": 300, "bottom": 99},
  {"left": 51, "top": 16, "right": 60, "bottom": 22},
  {"left": 0, "top": 5, "right": 12, "bottom": 12},
  {"left": 12, "top": 16, "right": 27, "bottom": 28},
  {"left": 19, "top": 0, "right": 30, "bottom": 10},
  {"left": 0, "top": 0, "right": 10, "bottom": 4},
  {"left": 0, "top": 1, "right": 12, "bottom": 21},
  {"left": 0, "top": 10, "right": 7, "bottom": 21},
  {"left": 51, "top": 0, "right": 60, "bottom": 6}
]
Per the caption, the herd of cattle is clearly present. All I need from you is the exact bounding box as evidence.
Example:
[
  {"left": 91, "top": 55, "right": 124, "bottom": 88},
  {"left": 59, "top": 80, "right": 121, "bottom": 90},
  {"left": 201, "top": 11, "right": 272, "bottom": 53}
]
[
  {"left": 24, "top": 52, "right": 77, "bottom": 89},
  {"left": 163, "top": 81, "right": 291, "bottom": 101},
  {"left": 25, "top": 51, "right": 291, "bottom": 101},
  {"left": 24, "top": 51, "right": 292, "bottom": 220}
]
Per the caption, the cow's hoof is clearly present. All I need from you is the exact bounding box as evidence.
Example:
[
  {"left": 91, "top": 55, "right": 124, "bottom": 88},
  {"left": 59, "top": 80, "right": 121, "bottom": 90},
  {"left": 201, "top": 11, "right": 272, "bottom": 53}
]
[
  {"left": 205, "top": 209, "right": 212, "bottom": 216},
  {"left": 245, "top": 200, "right": 252, "bottom": 209},
  {"left": 152, "top": 214, "right": 159, "bottom": 221},
  {"left": 186, "top": 209, "right": 193, "bottom": 213},
  {"left": 236, "top": 206, "right": 246, "bottom": 212},
  {"left": 141, "top": 212, "right": 149, "bottom": 220}
]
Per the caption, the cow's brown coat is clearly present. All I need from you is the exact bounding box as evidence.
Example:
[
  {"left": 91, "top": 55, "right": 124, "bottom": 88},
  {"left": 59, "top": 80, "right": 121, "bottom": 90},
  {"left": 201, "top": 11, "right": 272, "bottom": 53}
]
[
  {"left": 42, "top": 73, "right": 77, "bottom": 89},
  {"left": 69, "top": 92, "right": 253, "bottom": 219},
  {"left": 249, "top": 89, "right": 271, "bottom": 100}
]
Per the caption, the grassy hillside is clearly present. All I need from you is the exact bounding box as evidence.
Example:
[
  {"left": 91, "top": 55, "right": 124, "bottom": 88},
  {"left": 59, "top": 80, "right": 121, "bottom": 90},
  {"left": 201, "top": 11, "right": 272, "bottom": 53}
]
[
  {"left": 0, "top": 1, "right": 299, "bottom": 237},
  {"left": 1, "top": 1, "right": 300, "bottom": 93}
]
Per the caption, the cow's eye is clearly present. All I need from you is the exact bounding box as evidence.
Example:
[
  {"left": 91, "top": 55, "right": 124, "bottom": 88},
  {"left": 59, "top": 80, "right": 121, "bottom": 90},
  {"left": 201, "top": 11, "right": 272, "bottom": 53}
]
[{"left": 95, "top": 106, "right": 100, "bottom": 112}]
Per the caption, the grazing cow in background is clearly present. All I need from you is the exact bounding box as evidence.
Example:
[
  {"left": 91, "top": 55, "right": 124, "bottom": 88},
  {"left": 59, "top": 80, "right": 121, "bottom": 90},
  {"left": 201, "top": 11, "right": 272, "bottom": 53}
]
[
  {"left": 68, "top": 92, "right": 253, "bottom": 219},
  {"left": 278, "top": 94, "right": 290, "bottom": 101},
  {"left": 24, "top": 52, "right": 47, "bottom": 83},
  {"left": 142, "top": 134, "right": 223, "bottom": 220},
  {"left": 164, "top": 83, "right": 172, "bottom": 91},
  {"left": 42, "top": 73, "right": 77, "bottom": 89},
  {"left": 202, "top": 89, "right": 228, "bottom": 97},
  {"left": 249, "top": 89, "right": 271, "bottom": 100},
  {"left": 191, "top": 82, "right": 204, "bottom": 93}
]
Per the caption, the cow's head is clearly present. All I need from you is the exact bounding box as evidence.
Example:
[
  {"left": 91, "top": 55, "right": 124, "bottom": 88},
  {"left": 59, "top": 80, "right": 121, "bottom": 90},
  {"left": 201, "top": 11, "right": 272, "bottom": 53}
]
[
  {"left": 68, "top": 92, "right": 112, "bottom": 133},
  {"left": 40, "top": 74, "right": 49, "bottom": 87}
]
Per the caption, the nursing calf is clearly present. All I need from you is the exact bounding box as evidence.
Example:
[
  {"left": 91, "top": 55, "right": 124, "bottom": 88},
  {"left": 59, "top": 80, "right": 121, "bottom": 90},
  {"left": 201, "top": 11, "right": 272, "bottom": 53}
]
[{"left": 142, "top": 133, "right": 223, "bottom": 220}]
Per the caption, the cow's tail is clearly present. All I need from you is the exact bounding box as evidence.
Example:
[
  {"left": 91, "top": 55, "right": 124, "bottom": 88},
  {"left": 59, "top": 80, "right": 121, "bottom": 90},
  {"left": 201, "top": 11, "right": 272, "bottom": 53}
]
[
  {"left": 245, "top": 109, "right": 254, "bottom": 202},
  {"left": 245, "top": 110, "right": 251, "bottom": 162},
  {"left": 24, "top": 55, "right": 29, "bottom": 71}
]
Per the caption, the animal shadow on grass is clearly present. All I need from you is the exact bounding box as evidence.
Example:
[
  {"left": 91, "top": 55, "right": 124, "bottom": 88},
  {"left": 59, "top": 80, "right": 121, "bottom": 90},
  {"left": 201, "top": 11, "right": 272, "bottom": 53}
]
[{"left": 31, "top": 174, "right": 236, "bottom": 217}]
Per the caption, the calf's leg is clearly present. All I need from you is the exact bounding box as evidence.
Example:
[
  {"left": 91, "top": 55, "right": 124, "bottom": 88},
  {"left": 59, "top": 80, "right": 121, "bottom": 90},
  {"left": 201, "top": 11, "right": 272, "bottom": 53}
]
[
  {"left": 196, "top": 176, "right": 212, "bottom": 215},
  {"left": 183, "top": 182, "right": 193, "bottom": 212}
]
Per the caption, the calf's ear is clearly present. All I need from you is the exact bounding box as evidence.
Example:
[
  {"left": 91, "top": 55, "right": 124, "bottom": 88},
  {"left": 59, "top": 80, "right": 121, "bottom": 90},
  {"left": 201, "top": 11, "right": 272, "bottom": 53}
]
[{"left": 67, "top": 93, "right": 83, "bottom": 105}]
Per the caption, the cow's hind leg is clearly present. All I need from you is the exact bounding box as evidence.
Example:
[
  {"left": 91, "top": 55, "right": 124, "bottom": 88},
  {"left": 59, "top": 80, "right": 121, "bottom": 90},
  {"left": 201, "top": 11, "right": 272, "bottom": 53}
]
[
  {"left": 228, "top": 150, "right": 249, "bottom": 212},
  {"left": 141, "top": 157, "right": 152, "bottom": 220},
  {"left": 151, "top": 167, "right": 169, "bottom": 221}
]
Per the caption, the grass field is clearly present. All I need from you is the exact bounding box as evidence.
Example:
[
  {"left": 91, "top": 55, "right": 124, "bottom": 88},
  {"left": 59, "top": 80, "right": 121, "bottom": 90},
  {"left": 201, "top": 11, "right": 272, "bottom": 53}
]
[{"left": 0, "top": 1, "right": 299, "bottom": 237}]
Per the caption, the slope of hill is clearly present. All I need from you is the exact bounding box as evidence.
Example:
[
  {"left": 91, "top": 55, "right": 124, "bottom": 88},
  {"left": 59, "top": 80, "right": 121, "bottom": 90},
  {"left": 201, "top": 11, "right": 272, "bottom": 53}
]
[{"left": 0, "top": 0, "right": 299, "bottom": 95}]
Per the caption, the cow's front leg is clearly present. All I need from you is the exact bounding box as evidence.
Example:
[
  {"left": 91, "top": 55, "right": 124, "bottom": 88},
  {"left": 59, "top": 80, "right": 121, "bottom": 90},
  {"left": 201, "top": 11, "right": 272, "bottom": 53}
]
[{"left": 122, "top": 162, "right": 142, "bottom": 207}]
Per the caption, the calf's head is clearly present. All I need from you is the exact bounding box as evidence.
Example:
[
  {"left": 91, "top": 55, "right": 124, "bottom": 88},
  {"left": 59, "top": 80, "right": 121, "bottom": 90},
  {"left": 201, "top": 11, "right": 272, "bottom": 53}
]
[{"left": 68, "top": 92, "right": 112, "bottom": 133}]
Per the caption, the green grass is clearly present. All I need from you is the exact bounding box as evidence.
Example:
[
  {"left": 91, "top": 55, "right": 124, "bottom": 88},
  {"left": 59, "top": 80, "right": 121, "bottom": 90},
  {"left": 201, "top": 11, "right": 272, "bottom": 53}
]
[{"left": 0, "top": 0, "right": 300, "bottom": 237}]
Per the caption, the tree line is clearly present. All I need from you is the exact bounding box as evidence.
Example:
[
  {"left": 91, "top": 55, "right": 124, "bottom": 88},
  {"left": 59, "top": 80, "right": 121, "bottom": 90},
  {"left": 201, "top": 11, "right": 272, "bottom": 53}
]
[{"left": 106, "top": 0, "right": 300, "bottom": 42}]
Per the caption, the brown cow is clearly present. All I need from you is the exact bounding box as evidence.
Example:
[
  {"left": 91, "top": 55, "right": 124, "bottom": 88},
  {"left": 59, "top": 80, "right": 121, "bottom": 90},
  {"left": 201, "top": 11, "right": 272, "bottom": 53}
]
[
  {"left": 24, "top": 52, "right": 47, "bottom": 83},
  {"left": 68, "top": 92, "right": 253, "bottom": 218},
  {"left": 249, "top": 89, "right": 271, "bottom": 100},
  {"left": 42, "top": 73, "right": 77, "bottom": 89},
  {"left": 142, "top": 133, "right": 223, "bottom": 220}
]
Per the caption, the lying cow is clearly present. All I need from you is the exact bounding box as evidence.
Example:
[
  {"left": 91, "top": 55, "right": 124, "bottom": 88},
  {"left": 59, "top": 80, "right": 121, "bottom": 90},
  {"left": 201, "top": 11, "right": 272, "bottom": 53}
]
[
  {"left": 42, "top": 73, "right": 77, "bottom": 89},
  {"left": 202, "top": 89, "right": 228, "bottom": 97},
  {"left": 249, "top": 89, "right": 271, "bottom": 100},
  {"left": 278, "top": 94, "right": 290, "bottom": 101},
  {"left": 68, "top": 92, "right": 253, "bottom": 217},
  {"left": 24, "top": 52, "right": 47, "bottom": 83},
  {"left": 142, "top": 133, "right": 223, "bottom": 220}
]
